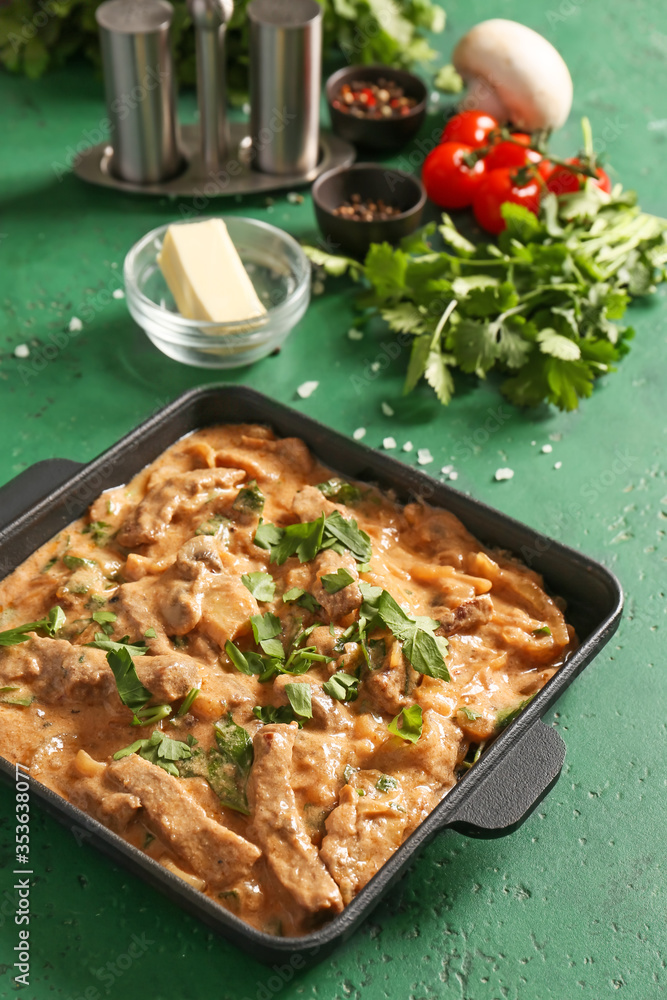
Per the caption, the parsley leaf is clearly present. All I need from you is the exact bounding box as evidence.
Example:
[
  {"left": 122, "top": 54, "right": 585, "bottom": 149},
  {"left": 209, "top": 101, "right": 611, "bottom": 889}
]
[
  {"left": 388, "top": 705, "right": 423, "bottom": 743},
  {"left": 88, "top": 634, "right": 148, "bottom": 656},
  {"left": 233, "top": 479, "right": 265, "bottom": 514},
  {"left": 282, "top": 587, "right": 321, "bottom": 612},
  {"left": 284, "top": 682, "right": 312, "bottom": 719},
  {"left": 114, "top": 729, "right": 195, "bottom": 777},
  {"left": 250, "top": 612, "right": 283, "bottom": 658},
  {"left": 253, "top": 704, "right": 297, "bottom": 725},
  {"left": 323, "top": 511, "right": 372, "bottom": 563},
  {"left": 195, "top": 514, "right": 231, "bottom": 541},
  {"left": 320, "top": 568, "right": 355, "bottom": 594},
  {"left": 496, "top": 696, "right": 535, "bottom": 730},
  {"left": 457, "top": 706, "right": 482, "bottom": 721},
  {"left": 0, "top": 606, "right": 66, "bottom": 647},
  {"left": 375, "top": 590, "right": 450, "bottom": 681},
  {"left": 241, "top": 572, "right": 276, "bottom": 602},
  {"left": 322, "top": 671, "right": 359, "bottom": 702},
  {"left": 317, "top": 479, "right": 363, "bottom": 505},
  {"left": 375, "top": 774, "right": 399, "bottom": 792},
  {"left": 63, "top": 554, "right": 96, "bottom": 571},
  {"left": 254, "top": 519, "right": 284, "bottom": 551},
  {"left": 82, "top": 521, "right": 112, "bottom": 546},
  {"left": 180, "top": 713, "right": 255, "bottom": 814},
  {"left": 105, "top": 648, "right": 170, "bottom": 726},
  {"left": 253, "top": 511, "right": 371, "bottom": 566},
  {"left": 532, "top": 625, "right": 552, "bottom": 637}
]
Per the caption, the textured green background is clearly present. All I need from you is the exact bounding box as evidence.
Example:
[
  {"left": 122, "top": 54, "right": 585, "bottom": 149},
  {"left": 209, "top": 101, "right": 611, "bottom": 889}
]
[{"left": 1, "top": 1, "right": 666, "bottom": 997}]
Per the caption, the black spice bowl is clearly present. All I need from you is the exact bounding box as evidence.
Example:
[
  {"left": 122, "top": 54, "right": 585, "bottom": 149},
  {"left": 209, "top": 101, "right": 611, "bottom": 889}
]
[
  {"left": 312, "top": 163, "right": 426, "bottom": 259},
  {"left": 325, "top": 64, "right": 427, "bottom": 151}
]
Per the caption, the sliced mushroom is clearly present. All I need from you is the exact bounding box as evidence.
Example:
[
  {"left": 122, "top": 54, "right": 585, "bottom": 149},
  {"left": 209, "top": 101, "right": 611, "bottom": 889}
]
[{"left": 453, "top": 19, "right": 573, "bottom": 132}]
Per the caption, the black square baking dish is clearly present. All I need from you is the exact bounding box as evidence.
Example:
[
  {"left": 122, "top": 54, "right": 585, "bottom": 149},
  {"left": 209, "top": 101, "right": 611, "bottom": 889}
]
[{"left": 0, "top": 384, "right": 623, "bottom": 965}]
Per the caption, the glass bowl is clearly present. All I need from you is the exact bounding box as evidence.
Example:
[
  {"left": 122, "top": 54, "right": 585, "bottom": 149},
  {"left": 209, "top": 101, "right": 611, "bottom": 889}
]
[{"left": 124, "top": 216, "right": 311, "bottom": 368}]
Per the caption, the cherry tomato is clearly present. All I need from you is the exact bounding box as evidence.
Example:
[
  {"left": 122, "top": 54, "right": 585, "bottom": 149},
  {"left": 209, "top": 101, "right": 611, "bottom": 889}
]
[
  {"left": 484, "top": 133, "right": 542, "bottom": 172},
  {"left": 473, "top": 167, "right": 541, "bottom": 234},
  {"left": 546, "top": 157, "right": 612, "bottom": 196},
  {"left": 441, "top": 110, "right": 499, "bottom": 149},
  {"left": 422, "top": 141, "right": 486, "bottom": 209}
]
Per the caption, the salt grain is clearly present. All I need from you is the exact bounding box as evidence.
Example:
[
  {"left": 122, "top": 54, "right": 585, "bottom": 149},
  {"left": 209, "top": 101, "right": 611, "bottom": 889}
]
[
  {"left": 417, "top": 448, "right": 433, "bottom": 465},
  {"left": 13, "top": 344, "right": 29, "bottom": 359},
  {"left": 448, "top": 471, "right": 458, "bottom": 481},
  {"left": 112, "top": 288, "right": 125, "bottom": 299},
  {"left": 347, "top": 328, "right": 363, "bottom": 341},
  {"left": 297, "top": 380, "right": 319, "bottom": 399},
  {"left": 286, "top": 192, "right": 304, "bottom": 205},
  {"left": 383, "top": 437, "right": 397, "bottom": 450},
  {"left": 495, "top": 467, "right": 515, "bottom": 481},
  {"left": 554, "top": 461, "right": 563, "bottom": 470},
  {"left": 381, "top": 401, "right": 394, "bottom": 417},
  {"left": 441, "top": 465, "right": 453, "bottom": 475},
  {"left": 68, "top": 317, "right": 83, "bottom": 332},
  {"left": 402, "top": 441, "right": 413, "bottom": 452},
  {"left": 541, "top": 444, "right": 553, "bottom": 454},
  {"left": 353, "top": 427, "right": 366, "bottom": 441},
  {"left": 370, "top": 361, "right": 380, "bottom": 373}
]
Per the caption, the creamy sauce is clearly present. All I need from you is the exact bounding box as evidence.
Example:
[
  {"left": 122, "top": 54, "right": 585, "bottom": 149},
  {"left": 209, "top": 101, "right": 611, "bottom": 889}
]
[{"left": 0, "top": 424, "right": 575, "bottom": 936}]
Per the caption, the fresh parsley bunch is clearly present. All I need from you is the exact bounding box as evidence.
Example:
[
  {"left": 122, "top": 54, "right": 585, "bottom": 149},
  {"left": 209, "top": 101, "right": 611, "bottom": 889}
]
[
  {"left": 0, "top": 0, "right": 444, "bottom": 91},
  {"left": 307, "top": 187, "right": 667, "bottom": 411}
]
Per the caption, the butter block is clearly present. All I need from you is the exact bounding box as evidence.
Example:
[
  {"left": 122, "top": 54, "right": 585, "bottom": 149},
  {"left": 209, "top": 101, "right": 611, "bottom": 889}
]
[{"left": 157, "top": 219, "right": 267, "bottom": 324}]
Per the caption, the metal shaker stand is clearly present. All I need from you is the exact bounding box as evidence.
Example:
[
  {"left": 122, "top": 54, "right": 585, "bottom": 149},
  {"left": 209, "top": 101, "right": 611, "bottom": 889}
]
[{"left": 73, "top": 0, "right": 355, "bottom": 198}]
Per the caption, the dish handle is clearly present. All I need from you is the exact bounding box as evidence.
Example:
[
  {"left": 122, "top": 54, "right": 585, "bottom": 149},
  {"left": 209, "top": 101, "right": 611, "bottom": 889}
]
[
  {"left": 0, "top": 459, "right": 85, "bottom": 533},
  {"left": 443, "top": 721, "right": 566, "bottom": 838}
]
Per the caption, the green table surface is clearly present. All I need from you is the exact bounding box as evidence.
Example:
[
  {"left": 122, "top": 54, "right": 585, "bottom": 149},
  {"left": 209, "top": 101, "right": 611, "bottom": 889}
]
[{"left": 1, "top": 1, "right": 666, "bottom": 997}]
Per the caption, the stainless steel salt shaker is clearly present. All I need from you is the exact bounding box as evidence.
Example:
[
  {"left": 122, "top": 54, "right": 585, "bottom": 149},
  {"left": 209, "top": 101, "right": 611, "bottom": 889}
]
[
  {"left": 248, "top": 0, "right": 322, "bottom": 175},
  {"left": 96, "top": 0, "right": 182, "bottom": 184}
]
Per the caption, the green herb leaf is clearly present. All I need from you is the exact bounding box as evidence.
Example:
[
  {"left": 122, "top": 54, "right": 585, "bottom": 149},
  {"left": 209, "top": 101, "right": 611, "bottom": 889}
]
[
  {"left": 375, "top": 590, "right": 450, "bottom": 681},
  {"left": 144, "top": 628, "right": 157, "bottom": 638},
  {"left": 177, "top": 687, "right": 200, "bottom": 716},
  {"left": 253, "top": 704, "right": 297, "bottom": 725},
  {"left": 241, "top": 572, "right": 276, "bottom": 602},
  {"left": 322, "top": 672, "right": 359, "bottom": 702},
  {"left": 82, "top": 521, "right": 112, "bottom": 546},
  {"left": 0, "top": 606, "right": 66, "bottom": 647},
  {"left": 496, "top": 696, "right": 535, "bottom": 730},
  {"left": 317, "top": 479, "right": 363, "bottom": 505},
  {"left": 114, "top": 729, "right": 194, "bottom": 777},
  {"left": 320, "top": 567, "right": 356, "bottom": 594},
  {"left": 63, "top": 554, "right": 97, "bottom": 571},
  {"left": 195, "top": 514, "right": 231, "bottom": 540},
  {"left": 375, "top": 774, "right": 399, "bottom": 792},
  {"left": 532, "top": 625, "right": 552, "bottom": 636},
  {"left": 388, "top": 705, "right": 423, "bottom": 743},
  {"left": 282, "top": 587, "right": 321, "bottom": 612},
  {"left": 106, "top": 647, "right": 154, "bottom": 718},
  {"left": 457, "top": 706, "right": 482, "bottom": 721},
  {"left": 233, "top": 479, "right": 265, "bottom": 514},
  {"left": 249, "top": 611, "right": 283, "bottom": 658},
  {"left": 284, "top": 682, "right": 313, "bottom": 719},
  {"left": 253, "top": 519, "right": 284, "bottom": 551},
  {"left": 88, "top": 635, "right": 148, "bottom": 656},
  {"left": 323, "top": 511, "right": 372, "bottom": 563}
]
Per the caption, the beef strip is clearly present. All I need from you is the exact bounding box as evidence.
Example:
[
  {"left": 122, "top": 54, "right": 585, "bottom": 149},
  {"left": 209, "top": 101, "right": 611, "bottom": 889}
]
[
  {"left": 68, "top": 771, "right": 141, "bottom": 833},
  {"left": 108, "top": 754, "right": 261, "bottom": 886},
  {"left": 117, "top": 468, "right": 245, "bottom": 547},
  {"left": 320, "top": 770, "right": 407, "bottom": 904},
  {"left": 435, "top": 594, "right": 495, "bottom": 637},
  {"left": 246, "top": 724, "right": 344, "bottom": 915}
]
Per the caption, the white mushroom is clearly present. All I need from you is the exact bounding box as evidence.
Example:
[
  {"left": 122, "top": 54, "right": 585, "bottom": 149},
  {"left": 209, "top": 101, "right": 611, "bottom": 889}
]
[{"left": 453, "top": 19, "right": 573, "bottom": 132}]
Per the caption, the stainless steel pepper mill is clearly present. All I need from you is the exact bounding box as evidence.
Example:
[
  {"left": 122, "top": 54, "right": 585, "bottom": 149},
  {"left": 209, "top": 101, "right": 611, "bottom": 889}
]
[{"left": 187, "top": 0, "right": 234, "bottom": 175}]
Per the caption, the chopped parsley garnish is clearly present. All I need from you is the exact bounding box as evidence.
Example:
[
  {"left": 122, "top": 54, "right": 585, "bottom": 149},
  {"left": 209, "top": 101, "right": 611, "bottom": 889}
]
[
  {"left": 195, "top": 514, "right": 231, "bottom": 541},
  {"left": 253, "top": 705, "right": 298, "bottom": 725},
  {"left": 459, "top": 741, "right": 485, "bottom": 771},
  {"left": 496, "top": 696, "right": 535, "bottom": 730},
  {"left": 375, "top": 774, "right": 398, "bottom": 792},
  {"left": 0, "top": 606, "right": 66, "bottom": 647},
  {"left": 41, "top": 557, "right": 57, "bottom": 574},
  {"left": 113, "top": 730, "right": 196, "bottom": 776},
  {"left": 82, "top": 521, "right": 112, "bottom": 546},
  {"left": 282, "top": 587, "right": 321, "bottom": 612},
  {"left": 388, "top": 705, "right": 423, "bottom": 743},
  {"left": 233, "top": 479, "right": 265, "bottom": 514},
  {"left": 250, "top": 612, "right": 283, "bottom": 658},
  {"left": 0, "top": 686, "right": 33, "bottom": 706},
  {"left": 284, "top": 682, "right": 312, "bottom": 719},
  {"left": 177, "top": 686, "right": 200, "bottom": 716},
  {"left": 144, "top": 628, "right": 157, "bottom": 639},
  {"left": 105, "top": 648, "right": 170, "bottom": 726},
  {"left": 88, "top": 634, "right": 148, "bottom": 656},
  {"left": 226, "top": 619, "right": 331, "bottom": 683},
  {"left": 322, "top": 671, "right": 359, "bottom": 702},
  {"left": 241, "top": 572, "right": 276, "bottom": 602},
  {"left": 179, "top": 714, "right": 253, "bottom": 814},
  {"left": 320, "top": 568, "right": 355, "bottom": 594},
  {"left": 91, "top": 610, "right": 117, "bottom": 635},
  {"left": 532, "top": 625, "right": 552, "bottom": 636},
  {"left": 63, "top": 554, "right": 97, "bottom": 571},
  {"left": 317, "top": 478, "right": 363, "bottom": 505},
  {"left": 457, "top": 706, "right": 482, "bottom": 721},
  {"left": 253, "top": 511, "right": 371, "bottom": 566}
]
